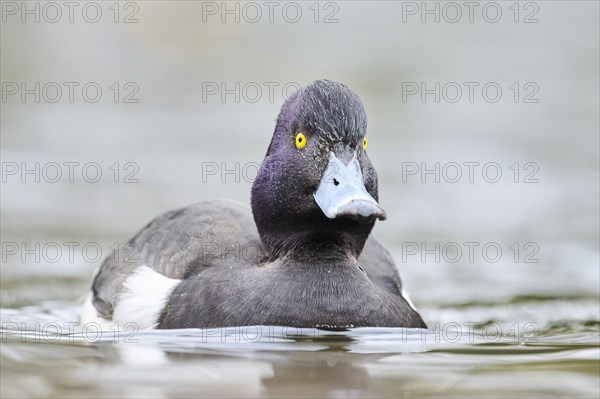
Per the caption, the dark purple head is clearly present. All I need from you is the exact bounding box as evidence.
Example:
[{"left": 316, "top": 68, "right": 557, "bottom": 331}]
[{"left": 251, "top": 80, "right": 386, "bottom": 260}]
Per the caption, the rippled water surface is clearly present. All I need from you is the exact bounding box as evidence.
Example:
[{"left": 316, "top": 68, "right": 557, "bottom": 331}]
[
  {"left": 2, "top": 301, "right": 599, "bottom": 398},
  {"left": 1, "top": 1, "right": 599, "bottom": 398}
]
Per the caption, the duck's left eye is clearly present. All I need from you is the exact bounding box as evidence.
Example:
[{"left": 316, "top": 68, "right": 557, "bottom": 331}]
[
  {"left": 362, "top": 137, "right": 368, "bottom": 150},
  {"left": 295, "top": 132, "right": 307, "bottom": 149}
]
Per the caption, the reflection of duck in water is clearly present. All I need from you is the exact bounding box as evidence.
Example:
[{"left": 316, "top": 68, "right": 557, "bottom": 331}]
[
  {"left": 263, "top": 349, "right": 377, "bottom": 397},
  {"left": 106, "top": 334, "right": 397, "bottom": 398},
  {"left": 82, "top": 80, "right": 426, "bottom": 329}
]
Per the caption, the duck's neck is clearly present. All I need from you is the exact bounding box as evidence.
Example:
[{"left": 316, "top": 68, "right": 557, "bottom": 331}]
[{"left": 263, "top": 229, "right": 370, "bottom": 263}]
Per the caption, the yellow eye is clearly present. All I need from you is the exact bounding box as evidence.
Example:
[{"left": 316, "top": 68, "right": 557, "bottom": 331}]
[
  {"left": 295, "top": 132, "right": 307, "bottom": 149},
  {"left": 362, "top": 137, "right": 368, "bottom": 150}
]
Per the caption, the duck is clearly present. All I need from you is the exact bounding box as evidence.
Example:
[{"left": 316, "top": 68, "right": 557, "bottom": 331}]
[{"left": 82, "top": 80, "right": 427, "bottom": 330}]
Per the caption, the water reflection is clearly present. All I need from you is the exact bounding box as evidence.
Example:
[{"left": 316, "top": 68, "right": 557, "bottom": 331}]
[{"left": 2, "top": 322, "right": 598, "bottom": 398}]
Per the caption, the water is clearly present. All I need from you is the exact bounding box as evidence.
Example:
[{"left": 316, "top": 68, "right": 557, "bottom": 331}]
[
  {"left": 1, "top": 302, "right": 598, "bottom": 398},
  {"left": 1, "top": 1, "right": 599, "bottom": 398}
]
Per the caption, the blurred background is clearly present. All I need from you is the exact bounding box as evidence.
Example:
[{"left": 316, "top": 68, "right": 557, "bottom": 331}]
[{"left": 1, "top": 1, "right": 599, "bottom": 398}]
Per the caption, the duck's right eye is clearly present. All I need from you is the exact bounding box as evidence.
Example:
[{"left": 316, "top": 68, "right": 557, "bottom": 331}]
[{"left": 295, "top": 132, "right": 307, "bottom": 149}]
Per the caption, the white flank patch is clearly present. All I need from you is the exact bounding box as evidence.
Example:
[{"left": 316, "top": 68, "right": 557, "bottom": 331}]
[
  {"left": 113, "top": 266, "right": 181, "bottom": 330},
  {"left": 80, "top": 294, "right": 115, "bottom": 331},
  {"left": 401, "top": 287, "right": 419, "bottom": 312}
]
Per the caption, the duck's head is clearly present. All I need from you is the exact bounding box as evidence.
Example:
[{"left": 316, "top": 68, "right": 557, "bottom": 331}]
[{"left": 251, "top": 80, "right": 386, "bottom": 259}]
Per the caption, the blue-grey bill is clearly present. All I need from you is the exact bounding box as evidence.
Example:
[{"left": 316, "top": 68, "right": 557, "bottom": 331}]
[{"left": 314, "top": 152, "right": 387, "bottom": 224}]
